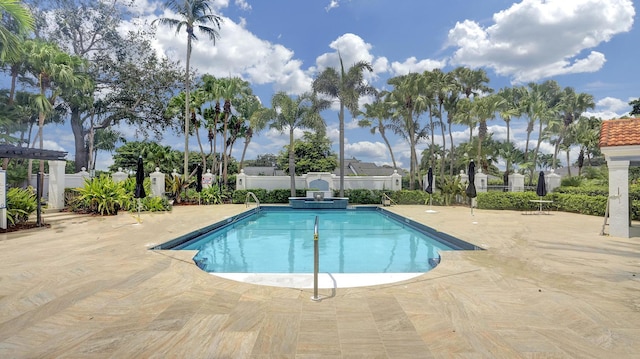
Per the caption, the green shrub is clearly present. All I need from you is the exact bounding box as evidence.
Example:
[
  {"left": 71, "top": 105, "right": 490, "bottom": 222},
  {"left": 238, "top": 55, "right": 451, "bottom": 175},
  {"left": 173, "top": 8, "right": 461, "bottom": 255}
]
[
  {"left": 140, "top": 196, "right": 172, "bottom": 212},
  {"left": 477, "top": 191, "right": 541, "bottom": 210},
  {"left": 199, "top": 186, "right": 226, "bottom": 205},
  {"left": 561, "top": 176, "right": 584, "bottom": 187},
  {"left": 390, "top": 190, "right": 429, "bottom": 205},
  {"left": 76, "top": 175, "right": 128, "bottom": 215},
  {"left": 6, "top": 187, "right": 37, "bottom": 226},
  {"left": 552, "top": 193, "right": 607, "bottom": 217}
]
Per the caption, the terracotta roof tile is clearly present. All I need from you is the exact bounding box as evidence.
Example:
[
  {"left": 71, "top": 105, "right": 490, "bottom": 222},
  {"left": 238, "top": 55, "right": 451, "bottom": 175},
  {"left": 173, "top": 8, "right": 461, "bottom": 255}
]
[{"left": 599, "top": 118, "right": 640, "bottom": 147}]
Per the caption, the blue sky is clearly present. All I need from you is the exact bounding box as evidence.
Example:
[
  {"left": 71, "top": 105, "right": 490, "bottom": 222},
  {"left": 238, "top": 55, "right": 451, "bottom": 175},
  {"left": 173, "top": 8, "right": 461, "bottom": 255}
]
[{"left": 49, "top": 0, "right": 638, "bottom": 171}]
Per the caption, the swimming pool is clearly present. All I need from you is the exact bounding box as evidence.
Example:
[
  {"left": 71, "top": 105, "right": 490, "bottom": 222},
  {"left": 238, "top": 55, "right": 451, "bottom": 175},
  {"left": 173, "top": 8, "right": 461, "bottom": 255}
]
[{"left": 156, "top": 206, "right": 480, "bottom": 287}]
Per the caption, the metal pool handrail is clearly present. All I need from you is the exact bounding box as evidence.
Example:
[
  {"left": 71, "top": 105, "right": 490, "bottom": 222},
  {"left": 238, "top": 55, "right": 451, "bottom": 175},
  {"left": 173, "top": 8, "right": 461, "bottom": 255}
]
[
  {"left": 245, "top": 192, "right": 260, "bottom": 208},
  {"left": 312, "top": 216, "right": 320, "bottom": 302}
]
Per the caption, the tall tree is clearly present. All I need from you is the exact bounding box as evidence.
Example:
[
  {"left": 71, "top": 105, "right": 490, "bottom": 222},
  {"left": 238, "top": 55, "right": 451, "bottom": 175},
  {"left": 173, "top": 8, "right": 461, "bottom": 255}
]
[
  {"left": 553, "top": 87, "right": 595, "bottom": 174},
  {"left": 217, "top": 77, "right": 251, "bottom": 184},
  {"left": 496, "top": 87, "right": 522, "bottom": 177},
  {"left": 24, "top": 39, "right": 89, "bottom": 188},
  {"left": 386, "top": 72, "right": 429, "bottom": 189},
  {"left": 472, "top": 94, "right": 500, "bottom": 171},
  {"left": 153, "top": 0, "right": 222, "bottom": 178},
  {"left": 430, "top": 68, "right": 457, "bottom": 178},
  {"left": 266, "top": 92, "right": 327, "bottom": 196},
  {"left": 629, "top": 98, "right": 640, "bottom": 116},
  {"left": 358, "top": 92, "right": 398, "bottom": 169},
  {"left": 0, "top": 0, "right": 34, "bottom": 61},
  {"left": 29, "top": 0, "right": 183, "bottom": 171},
  {"left": 312, "top": 54, "right": 375, "bottom": 197}
]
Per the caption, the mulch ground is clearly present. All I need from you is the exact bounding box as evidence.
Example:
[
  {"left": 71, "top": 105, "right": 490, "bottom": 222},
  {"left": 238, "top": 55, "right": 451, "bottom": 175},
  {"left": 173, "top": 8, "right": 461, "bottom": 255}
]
[{"left": 0, "top": 222, "right": 51, "bottom": 233}]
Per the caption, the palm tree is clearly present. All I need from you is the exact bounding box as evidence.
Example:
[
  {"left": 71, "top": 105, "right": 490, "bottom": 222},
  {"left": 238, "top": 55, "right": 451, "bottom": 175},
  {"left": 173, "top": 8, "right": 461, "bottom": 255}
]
[
  {"left": 573, "top": 116, "right": 601, "bottom": 175},
  {"left": 453, "top": 67, "right": 492, "bottom": 99},
  {"left": 233, "top": 94, "right": 268, "bottom": 170},
  {"left": 358, "top": 92, "right": 398, "bottom": 169},
  {"left": 472, "top": 94, "right": 500, "bottom": 171},
  {"left": 217, "top": 77, "right": 251, "bottom": 184},
  {"left": 496, "top": 87, "right": 522, "bottom": 177},
  {"left": 25, "top": 39, "right": 89, "bottom": 189},
  {"left": 267, "top": 92, "right": 328, "bottom": 196},
  {"left": 153, "top": 0, "right": 222, "bottom": 179},
  {"left": 553, "top": 87, "right": 595, "bottom": 175},
  {"left": 0, "top": 0, "right": 34, "bottom": 61},
  {"left": 386, "top": 73, "right": 430, "bottom": 189},
  {"left": 312, "top": 54, "right": 375, "bottom": 197},
  {"left": 430, "top": 69, "right": 457, "bottom": 178}
]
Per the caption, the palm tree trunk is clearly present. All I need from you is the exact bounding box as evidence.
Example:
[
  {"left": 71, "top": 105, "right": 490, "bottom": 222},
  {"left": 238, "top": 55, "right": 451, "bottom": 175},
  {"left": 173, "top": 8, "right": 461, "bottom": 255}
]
[
  {"left": 504, "top": 120, "right": 511, "bottom": 178},
  {"left": 289, "top": 127, "right": 296, "bottom": 197},
  {"left": 339, "top": 104, "right": 345, "bottom": 197},
  {"left": 448, "top": 117, "right": 455, "bottom": 176},
  {"left": 183, "top": 38, "right": 191, "bottom": 179},
  {"left": 195, "top": 123, "right": 206, "bottom": 169},
  {"left": 239, "top": 132, "right": 252, "bottom": 170},
  {"left": 379, "top": 126, "right": 397, "bottom": 169}
]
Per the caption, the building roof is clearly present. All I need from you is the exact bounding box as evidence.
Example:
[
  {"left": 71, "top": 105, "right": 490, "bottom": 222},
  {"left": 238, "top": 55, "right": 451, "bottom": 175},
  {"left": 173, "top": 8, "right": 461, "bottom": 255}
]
[
  {"left": 599, "top": 118, "right": 640, "bottom": 147},
  {"left": 0, "top": 144, "right": 67, "bottom": 161},
  {"left": 333, "top": 158, "right": 405, "bottom": 176}
]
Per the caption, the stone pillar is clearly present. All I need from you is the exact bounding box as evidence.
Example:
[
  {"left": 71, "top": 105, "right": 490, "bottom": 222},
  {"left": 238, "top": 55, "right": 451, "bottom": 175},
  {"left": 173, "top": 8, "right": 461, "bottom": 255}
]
[
  {"left": 236, "top": 169, "right": 247, "bottom": 190},
  {"left": 459, "top": 170, "right": 468, "bottom": 185},
  {"left": 509, "top": 173, "right": 525, "bottom": 192},
  {"left": 47, "top": 160, "right": 66, "bottom": 210},
  {"left": 607, "top": 160, "right": 630, "bottom": 238},
  {"left": 150, "top": 167, "right": 165, "bottom": 197},
  {"left": 112, "top": 167, "right": 128, "bottom": 183},
  {"left": 546, "top": 169, "right": 561, "bottom": 193},
  {"left": 203, "top": 169, "right": 214, "bottom": 189},
  {"left": 475, "top": 168, "right": 487, "bottom": 193},
  {"left": 171, "top": 169, "right": 179, "bottom": 179},
  {"left": 391, "top": 170, "right": 402, "bottom": 191}
]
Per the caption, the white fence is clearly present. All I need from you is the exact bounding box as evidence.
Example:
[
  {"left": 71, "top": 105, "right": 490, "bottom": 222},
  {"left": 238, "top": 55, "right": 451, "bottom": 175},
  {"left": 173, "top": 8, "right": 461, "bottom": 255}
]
[{"left": 236, "top": 170, "right": 403, "bottom": 192}]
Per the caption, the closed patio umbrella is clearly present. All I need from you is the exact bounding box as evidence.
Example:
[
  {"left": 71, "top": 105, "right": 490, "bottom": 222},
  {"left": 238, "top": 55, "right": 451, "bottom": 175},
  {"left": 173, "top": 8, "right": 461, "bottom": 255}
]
[
  {"left": 465, "top": 161, "right": 477, "bottom": 215},
  {"left": 134, "top": 156, "right": 146, "bottom": 223},
  {"left": 425, "top": 167, "right": 437, "bottom": 213},
  {"left": 196, "top": 164, "right": 203, "bottom": 204},
  {"left": 536, "top": 171, "right": 547, "bottom": 213}
]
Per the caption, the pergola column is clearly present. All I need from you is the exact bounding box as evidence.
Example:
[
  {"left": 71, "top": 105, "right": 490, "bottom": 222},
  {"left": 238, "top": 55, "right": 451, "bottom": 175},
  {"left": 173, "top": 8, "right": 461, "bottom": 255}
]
[{"left": 607, "top": 160, "right": 629, "bottom": 238}]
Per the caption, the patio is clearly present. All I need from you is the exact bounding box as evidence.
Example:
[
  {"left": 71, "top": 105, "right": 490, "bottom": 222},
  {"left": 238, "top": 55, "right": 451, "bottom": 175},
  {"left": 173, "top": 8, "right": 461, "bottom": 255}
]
[{"left": 0, "top": 205, "right": 638, "bottom": 358}]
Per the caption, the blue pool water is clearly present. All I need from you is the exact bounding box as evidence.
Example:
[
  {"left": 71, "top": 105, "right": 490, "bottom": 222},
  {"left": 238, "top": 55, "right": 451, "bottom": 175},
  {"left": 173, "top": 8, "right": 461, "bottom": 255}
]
[{"left": 164, "top": 207, "right": 477, "bottom": 274}]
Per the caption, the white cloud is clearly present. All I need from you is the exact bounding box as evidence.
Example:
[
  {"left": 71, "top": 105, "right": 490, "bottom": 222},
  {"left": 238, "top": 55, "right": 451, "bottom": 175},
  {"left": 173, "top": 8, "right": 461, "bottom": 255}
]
[
  {"left": 149, "top": 13, "right": 313, "bottom": 95},
  {"left": 583, "top": 96, "right": 632, "bottom": 119},
  {"left": 345, "top": 141, "right": 388, "bottom": 159},
  {"left": 390, "top": 57, "right": 447, "bottom": 76},
  {"left": 235, "top": 0, "right": 251, "bottom": 11},
  {"left": 325, "top": 0, "right": 339, "bottom": 12},
  {"left": 447, "top": 0, "right": 635, "bottom": 82}
]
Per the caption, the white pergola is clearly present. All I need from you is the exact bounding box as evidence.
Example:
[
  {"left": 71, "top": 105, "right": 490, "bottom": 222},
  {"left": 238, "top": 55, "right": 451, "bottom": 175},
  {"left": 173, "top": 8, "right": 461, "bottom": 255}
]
[{"left": 600, "top": 118, "right": 640, "bottom": 238}]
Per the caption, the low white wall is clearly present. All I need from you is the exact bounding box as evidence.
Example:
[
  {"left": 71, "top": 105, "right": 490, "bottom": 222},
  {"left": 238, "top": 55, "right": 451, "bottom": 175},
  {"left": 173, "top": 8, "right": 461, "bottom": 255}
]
[{"left": 236, "top": 170, "right": 403, "bottom": 192}]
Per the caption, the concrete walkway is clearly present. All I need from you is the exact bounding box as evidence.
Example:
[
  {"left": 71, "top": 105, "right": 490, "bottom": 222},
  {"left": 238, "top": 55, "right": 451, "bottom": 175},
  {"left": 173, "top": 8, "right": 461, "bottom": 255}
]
[{"left": 0, "top": 205, "right": 638, "bottom": 358}]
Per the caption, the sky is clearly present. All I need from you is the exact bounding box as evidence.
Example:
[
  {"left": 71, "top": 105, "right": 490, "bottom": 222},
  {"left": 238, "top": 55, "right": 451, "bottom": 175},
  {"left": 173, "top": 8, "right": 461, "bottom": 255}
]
[{"left": 46, "top": 0, "right": 639, "bottom": 172}]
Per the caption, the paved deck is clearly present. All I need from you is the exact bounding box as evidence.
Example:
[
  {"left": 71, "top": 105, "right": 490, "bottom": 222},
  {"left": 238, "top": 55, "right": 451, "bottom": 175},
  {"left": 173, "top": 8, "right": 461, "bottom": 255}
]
[{"left": 0, "top": 205, "right": 638, "bottom": 358}]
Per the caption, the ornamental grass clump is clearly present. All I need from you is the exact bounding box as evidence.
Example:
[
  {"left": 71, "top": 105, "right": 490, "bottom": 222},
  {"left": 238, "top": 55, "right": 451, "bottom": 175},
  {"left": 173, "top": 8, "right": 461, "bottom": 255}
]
[{"left": 76, "top": 175, "right": 128, "bottom": 215}]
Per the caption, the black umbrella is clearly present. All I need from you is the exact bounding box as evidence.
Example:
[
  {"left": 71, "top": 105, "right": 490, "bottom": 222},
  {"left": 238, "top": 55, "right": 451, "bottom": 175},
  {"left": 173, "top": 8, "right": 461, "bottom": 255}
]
[
  {"left": 465, "top": 161, "right": 477, "bottom": 199},
  {"left": 134, "top": 156, "right": 146, "bottom": 199},
  {"left": 196, "top": 164, "right": 203, "bottom": 193},
  {"left": 425, "top": 167, "right": 433, "bottom": 194},
  {"left": 425, "top": 167, "right": 437, "bottom": 213},
  {"left": 465, "top": 161, "right": 477, "bottom": 215},
  {"left": 536, "top": 171, "right": 547, "bottom": 197},
  {"left": 134, "top": 156, "right": 145, "bottom": 223},
  {"left": 536, "top": 171, "right": 547, "bottom": 213}
]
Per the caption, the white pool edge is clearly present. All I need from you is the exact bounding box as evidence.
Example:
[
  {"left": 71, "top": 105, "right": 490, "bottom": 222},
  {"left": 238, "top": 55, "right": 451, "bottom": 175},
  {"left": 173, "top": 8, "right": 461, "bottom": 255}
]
[{"left": 211, "top": 272, "right": 424, "bottom": 289}]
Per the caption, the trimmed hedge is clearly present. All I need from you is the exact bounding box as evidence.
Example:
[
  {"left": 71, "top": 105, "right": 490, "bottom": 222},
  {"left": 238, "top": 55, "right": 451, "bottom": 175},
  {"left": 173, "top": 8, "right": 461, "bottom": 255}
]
[{"left": 477, "top": 185, "right": 640, "bottom": 220}]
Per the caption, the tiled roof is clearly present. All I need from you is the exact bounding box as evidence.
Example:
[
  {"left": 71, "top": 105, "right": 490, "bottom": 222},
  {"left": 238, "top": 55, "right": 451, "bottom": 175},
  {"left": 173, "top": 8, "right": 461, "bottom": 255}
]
[{"left": 599, "top": 118, "right": 640, "bottom": 147}]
